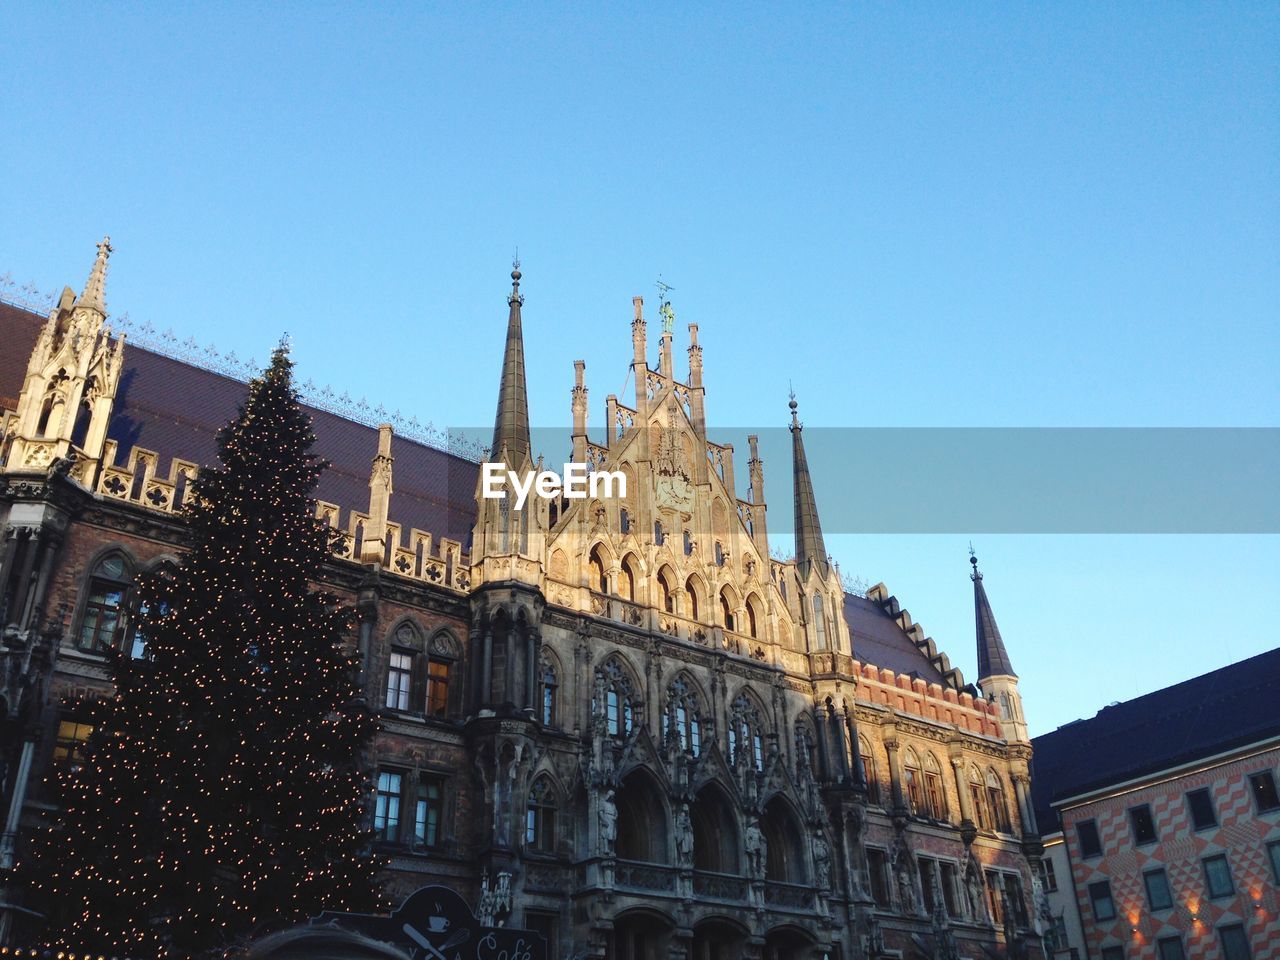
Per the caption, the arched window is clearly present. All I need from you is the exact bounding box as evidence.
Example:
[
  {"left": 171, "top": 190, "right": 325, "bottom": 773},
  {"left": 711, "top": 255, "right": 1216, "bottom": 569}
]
[
  {"left": 969, "top": 765, "right": 991, "bottom": 831},
  {"left": 657, "top": 567, "right": 676, "bottom": 614},
  {"left": 70, "top": 399, "right": 92, "bottom": 449},
  {"left": 588, "top": 545, "right": 608, "bottom": 593},
  {"left": 858, "top": 736, "right": 881, "bottom": 805},
  {"left": 596, "top": 658, "right": 639, "bottom": 739},
  {"left": 986, "top": 769, "right": 1012, "bottom": 833},
  {"left": 761, "top": 796, "right": 807, "bottom": 883},
  {"left": 619, "top": 554, "right": 639, "bottom": 602},
  {"left": 526, "top": 777, "right": 557, "bottom": 852},
  {"left": 923, "top": 753, "right": 949, "bottom": 821},
  {"left": 386, "top": 621, "right": 421, "bottom": 711},
  {"left": 664, "top": 676, "right": 707, "bottom": 756},
  {"left": 812, "top": 593, "right": 827, "bottom": 650},
  {"left": 685, "top": 576, "right": 701, "bottom": 621},
  {"left": 425, "top": 631, "right": 460, "bottom": 719},
  {"left": 744, "top": 593, "right": 763, "bottom": 639},
  {"left": 539, "top": 656, "right": 558, "bottom": 726},
  {"left": 719, "top": 588, "right": 735, "bottom": 632},
  {"left": 728, "top": 693, "right": 765, "bottom": 772},
  {"left": 903, "top": 748, "right": 924, "bottom": 815},
  {"left": 78, "top": 552, "right": 134, "bottom": 652}
]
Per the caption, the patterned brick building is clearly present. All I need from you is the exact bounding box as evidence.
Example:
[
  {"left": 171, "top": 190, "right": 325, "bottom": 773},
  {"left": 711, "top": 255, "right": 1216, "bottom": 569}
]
[
  {"left": 1031, "top": 649, "right": 1280, "bottom": 960},
  {"left": 0, "top": 240, "right": 1049, "bottom": 959}
]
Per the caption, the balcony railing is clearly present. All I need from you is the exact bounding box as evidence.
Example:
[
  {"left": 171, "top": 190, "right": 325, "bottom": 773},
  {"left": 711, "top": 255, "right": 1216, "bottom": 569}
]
[
  {"left": 693, "top": 870, "right": 749, "bottom": 902},
  {"left": 615, "top": 859, "right": 677, "bottom": 893},
  {"left": 764, "top": 880, "right": 815, "bottom": 911}
]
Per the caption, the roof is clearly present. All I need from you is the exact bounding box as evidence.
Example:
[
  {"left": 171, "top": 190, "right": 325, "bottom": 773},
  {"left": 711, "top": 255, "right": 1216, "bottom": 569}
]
[
  {"left": 844, "top": 594, "right": 945, "bottom": 683},
  {"left": 1030, "top": 646, "right": 1280, "bottom": 832},
  {"left": 2, "top": 298, "right": 947, "bottom": 681}
]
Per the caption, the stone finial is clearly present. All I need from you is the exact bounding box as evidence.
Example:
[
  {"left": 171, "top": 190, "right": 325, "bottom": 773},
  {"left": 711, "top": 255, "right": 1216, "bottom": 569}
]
[{"left": 78, "top": 236, "right": 112, "bottom": 316}]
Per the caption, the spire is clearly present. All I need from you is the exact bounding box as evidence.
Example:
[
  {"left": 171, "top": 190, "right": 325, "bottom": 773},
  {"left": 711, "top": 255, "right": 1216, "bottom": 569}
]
[
  {"left": 78, "top": 236, "right": 112, "bottom": 315},
  {"left": 491, "top": 259, "right": 530, "bottom": 462},
  {"left": 789, "top": 392, "right": 828, "bottom": 578},
  {"left": 971, "top": 549, "right": 1016, "bottom": 679}
]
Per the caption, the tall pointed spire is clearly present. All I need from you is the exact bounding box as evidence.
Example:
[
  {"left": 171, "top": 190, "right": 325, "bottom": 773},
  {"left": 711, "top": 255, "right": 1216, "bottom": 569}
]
[
  {"left": 491, "top": 259, "right": 530, "bottom": 463},
  {"left": 971, "top": 549, "right": 1016, "bottom": 679},
  {"left": 78, "top": 236, "right": 112, "bottom": 316},
  {"left": 789, "top": 392, "right": 828, "bottom": 577}
]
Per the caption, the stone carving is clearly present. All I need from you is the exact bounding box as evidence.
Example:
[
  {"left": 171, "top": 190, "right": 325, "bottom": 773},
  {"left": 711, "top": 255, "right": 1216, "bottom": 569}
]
[
  {"left": 675, "top": 803, "right": 694, "bottom": 867},
  {"left": 476, "top": 870, "right": 512, "bottom": 927},
  {"left": 744, "top": 818, "right": 766, "bottom": 879},
  {"left": 598, "top": 787, "right": 617, "bottom": 856},
  {"left": 812, "top": 830, "right": 832, "bottom": 891}
]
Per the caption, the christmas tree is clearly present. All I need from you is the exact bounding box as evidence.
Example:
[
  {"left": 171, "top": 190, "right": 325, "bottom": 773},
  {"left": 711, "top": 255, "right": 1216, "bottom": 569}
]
[{"left": 25, "top": 344, "right": 384, "bottom": 958}]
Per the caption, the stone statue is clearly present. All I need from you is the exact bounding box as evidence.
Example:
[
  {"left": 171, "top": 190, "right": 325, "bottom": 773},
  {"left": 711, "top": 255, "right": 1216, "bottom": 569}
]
[
  {"left": 812, "top": 831, "right": 832, "bottom": 890},
  {"left": 965, "top": 858, "right": 990, "bottom": 924},
  {"left": 598, "top": 787, "right": 618, "bottom": 856},
  {"left": 744, "top": 818, "right": 766, "bottom": 879},
  {"left": 675, "top": 804, "right": 694, "bottom": 867}
]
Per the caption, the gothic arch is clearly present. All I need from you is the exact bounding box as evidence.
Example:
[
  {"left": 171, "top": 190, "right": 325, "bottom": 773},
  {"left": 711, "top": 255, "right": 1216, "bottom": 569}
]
[
  {"left": 656, "top": 563, "right": 679, "bottom": 615},
  {"left": 685, "top": 573, "right": 706, "bottom": 622},
  {"left": 615, "top": 766, "right": 670, "bottom": 863},
  {"left": 760, "top": 794, "right": 808, "bottom": 884},
  {"left": 744, "top": 591, "right": 765, "bottom": 640},
  {"left": 619, "top": 551, "right": 642, "bottom": 603},
  {"left": 718, "top": 583, "right": 740, "bottom": 632},
  {"left": 73, "top": 546, "right": 137, "bottom": 652},
  {"left": 690, "top": 780, "right": 740, "bottom": 873}
]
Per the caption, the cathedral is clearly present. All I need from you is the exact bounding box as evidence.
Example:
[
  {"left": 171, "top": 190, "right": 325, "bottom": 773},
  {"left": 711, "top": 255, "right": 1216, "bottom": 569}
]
[{"left": 0, "top": 241, "right": 1047, "bottom": 959}]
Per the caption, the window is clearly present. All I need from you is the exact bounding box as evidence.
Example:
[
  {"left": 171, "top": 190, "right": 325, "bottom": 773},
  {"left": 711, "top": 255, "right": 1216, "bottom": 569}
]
[
  {"left": 985, "top": 871, "right": 1005, "bottom": 926},
  {"left": 1100, "top": 948, "right": 1125, "bottom": 960},
  {"left": 1269, "top": 839, "right": 1280, "bottom": 884},
  {"left": 719, "top": 590, "right": 734, "bottom": 632},
  {"left": 1005, "top": 873, "right": 1028, "bottom": 927},
  {"left": 78, "top": 554, "right": 131, "bottom": 651},
  {"left": 1144, "top": 868, "right": 1173, "bottom": 911},
  {"left": 597, "top": 660, "right": 637, "bottom": 739},
  {"left": 1186, "top": 787, "right": 1218, "bottom": 830},
  {"left": 940, "top": 862, "right": 959, "bottom": 917},
  {"left": 619, "top": 508, "right": 630, "bottom": 534},
  {"left": 540, "top": 660, "right": 558, "bottom": 726},
  {"left": 923, "top": 754, "right": 948, "bottom": 820},
  {"left": 664, "top": 677, "right": 704, "bottom": 757},
  {"left": 918, "top": 858, "right": 938, "bottom": 914},
  {"left": 812, "top": 594, "right": 827, "bottom": 649},
  {"left": 526, "top": 912, "right": 558, "bottom": 960},
  {"left": 904, "top": 750, "right": 923, "bottom": 815},
  {"left": 858, "top": 737, "right": 881, "bottom": 805},
  {"left": 589, "top": 546, "right": 608, "bottom": 593},
  {"left": 714, "top": 541, "right": 725, "bottom": 567},
  {"left": 425, "top": 659, "right": 450, "bottom": 717},
  {"left": 1130, "top": 804, "right": 1158, "bottom": 845},
  {"left": 1157, "top": 937, "right": 1186, "bottom": 960},
  {"left": 1040, "top": 857, "right": 1058, "bottom": 893},
  {"left": 867, "top": 848, "right": 891, "bottom": 908},
  {"left": 1089, "top": 880, "right": 1116, "bottom": 921},
  {"left": 1219, "top": 924, "right": 1251, "bottom": 960},
  {"left": 727, "top": 694, "right": 764, "bottom": 772},
  {"left": 683, "top": 529, "right": 693, "bottom": 556},
  {"left": 1203, "top": 854, "right": 1234, "bottom": 899},
  {"left": 1077, "top": 818, "right": 1102, "bottom": 858},
  {"left": 374, "top": 770, "right": 402, "bottom": 842},
  {"left": 987, "top": 770, "right": 1012, "bottom": 832},
  {"left": 1250, "top": 770, "right": 1280, "bottom": 812},
  {"left": 414, "top": 779, "right": 443, "bottom": 848},
  {"left": 653, "top": 521, "right": 664, "bottom": 546},
  {"left": 386, "top": 650, "right": 413, "bottom": 710},
  {"left": 685, "top": 577, "right": 700, "bottom": 620},
  {"left": 525, "top": 779, "right": 556, "bottom": 852},
  {"left": 657, "top": 569, "right": 675, "bottom": 614},
  {"left": 52, "top": 718, "right": 93, "bottom": 780},
  {"left": 970, "top": 772, "right": 991, "bottom": 831}
]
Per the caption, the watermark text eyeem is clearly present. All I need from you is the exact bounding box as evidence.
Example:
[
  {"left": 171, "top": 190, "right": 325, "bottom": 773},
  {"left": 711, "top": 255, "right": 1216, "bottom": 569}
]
[{"left": 481, "top": 462, "right": 626, "bottom": 510}]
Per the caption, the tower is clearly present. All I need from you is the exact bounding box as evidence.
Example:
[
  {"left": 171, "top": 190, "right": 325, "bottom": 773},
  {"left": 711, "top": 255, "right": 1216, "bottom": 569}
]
[
  {"left": 970, "top": 550, "right": 1027, "bottom": 744},
  {"left": 2, "top": 238, "right": 125, "bottom": 488},
  {"left": 789, "top": 394, "right": 849, "bottom": 655}
]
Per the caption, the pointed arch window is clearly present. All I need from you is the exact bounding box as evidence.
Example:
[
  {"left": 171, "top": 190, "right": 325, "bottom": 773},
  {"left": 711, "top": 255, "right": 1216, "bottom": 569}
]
[
  {"left": 657, "top": 568, "right": 675, "bottom": 614},
  {"left": 719, "top": 589, "right": 735, "bottom": 632},
  {"left": 78, "top": 553, "right": 134, "bottom": 652},
  {"left": 923, "top": 753, "right": 949, "bottom": 820},
  {"left": 685, "top": 577, "right": 700, "bottom": 621},
  {"left": 903, "top": 748, "right": 924, "bottom": 815},
  {"left": 526, "top": 777, "right": 557, "bottom": 852},
  {"left": 596, "top": 659, "right": 638, "bottom": 739},
  {"left": 986, "top": 769, "right": 1012, "bottom": 833},
  {"left": 588, "top": 546, "right": 608, "bottom": 594},
  {"left": 619, "top": 555, "right": 638, "bottom": 602},
  {"left": 812, "top": 594, "right": 827, "bottom": 650},
  {"left": 858, "top": 736, "right": 882, "bottom": 805},
  {"left": 664, "top": 677, "right": 706, "bottom": 757},
  {"left": 970, "top": 766, "right": 992, "bottom": 831},
  {"left": 425, "top": 631, "right": 459, "bottom": 719},
  {"left": 728, "top": 693, "right": 765, "bottom": 772},
  {"left": 539, "top": 656, "right": 558, "bottom": 726}
]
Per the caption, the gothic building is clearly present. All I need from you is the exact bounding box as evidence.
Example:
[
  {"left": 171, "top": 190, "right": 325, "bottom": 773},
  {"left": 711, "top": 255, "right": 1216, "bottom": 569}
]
[{"left": 0, "top": 241, "right": 1047, "bottom": 959}]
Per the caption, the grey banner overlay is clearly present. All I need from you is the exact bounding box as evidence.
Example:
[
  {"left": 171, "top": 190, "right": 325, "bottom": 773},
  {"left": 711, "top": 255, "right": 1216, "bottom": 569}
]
[{"left": 452, "top": 428, "right": 1279, "bottom": 534}]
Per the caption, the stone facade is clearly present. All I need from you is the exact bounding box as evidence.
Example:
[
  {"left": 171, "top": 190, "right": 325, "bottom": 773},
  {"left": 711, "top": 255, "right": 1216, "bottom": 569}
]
[{"left": 0, "top": 242, "right": 1049, "bottom": 959}]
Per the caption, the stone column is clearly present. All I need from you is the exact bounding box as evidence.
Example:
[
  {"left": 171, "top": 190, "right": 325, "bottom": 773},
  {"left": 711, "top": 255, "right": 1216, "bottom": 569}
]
[
  {"left": 882, "top": 723, "right": 907, "bottom": 815},
  {"left": 1012, "top": 774, "right": 1037, "bottom": 836}
]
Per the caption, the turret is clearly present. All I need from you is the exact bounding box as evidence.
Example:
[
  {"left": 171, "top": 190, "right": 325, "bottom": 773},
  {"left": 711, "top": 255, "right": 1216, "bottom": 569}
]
[
  {"left": 970, "top": 550, "right": 1028, "bottom": 744},
  {"left": 491, "top": 263, "right": 530, "bottom": 466},
  {"left": 3, "top": 237, "right": 125, "bottom": 488},
  {"left": 361, "top": 424, "right": 394, "bottom": 564}
]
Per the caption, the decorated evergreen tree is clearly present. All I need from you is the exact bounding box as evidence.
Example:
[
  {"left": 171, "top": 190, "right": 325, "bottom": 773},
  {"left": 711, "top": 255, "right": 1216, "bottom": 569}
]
[{"left": 25, "top": 345, "right": 383, "bottom": 957}]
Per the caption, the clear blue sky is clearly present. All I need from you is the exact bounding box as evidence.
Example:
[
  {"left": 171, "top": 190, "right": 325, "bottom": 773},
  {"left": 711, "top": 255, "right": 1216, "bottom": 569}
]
[{"left": 3, "top": 4, "right": 1277, "bottom": 735}]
